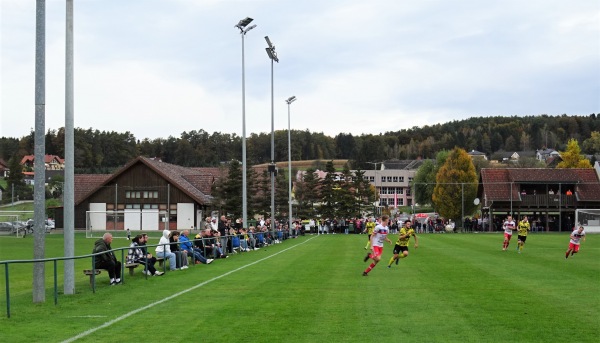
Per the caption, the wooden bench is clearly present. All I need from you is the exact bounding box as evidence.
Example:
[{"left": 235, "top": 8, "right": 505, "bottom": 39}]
[
  {"left": 125, "top": 263, "right": 139, "bottom": 276},
  {"left": 83, "top": 269, "right": 102, "bottom": 287},
  {"left": 156, "top": 257, "right": 164, "bottom": 267}
]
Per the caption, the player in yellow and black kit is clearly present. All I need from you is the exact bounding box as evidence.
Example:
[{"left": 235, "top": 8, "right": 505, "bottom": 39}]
[
  {"left": 388, "top": 220, "right": 419, "bottom": 268},
  {"left": 363, "top": 217, "right": 376, "bottom": 250},
  {"left": 516, "top": 215, "right": 530, "bottom": 253}
]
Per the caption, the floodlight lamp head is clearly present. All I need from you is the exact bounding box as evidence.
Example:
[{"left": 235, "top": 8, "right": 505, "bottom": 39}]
[
  {"left": 286, "top": 96, "right": 296, "bottom": 104},
  {"left": 265, "top": 36, "right": 274, "bottom": 49},
  {"left": 237, "top": 17, "right": 254, "bottom": 28},
  {"left": 244, "top": 24, "right": 256, "bottom": 34},
  {"left": 265, "top": 48, "right": 279, "bottom": 62}
]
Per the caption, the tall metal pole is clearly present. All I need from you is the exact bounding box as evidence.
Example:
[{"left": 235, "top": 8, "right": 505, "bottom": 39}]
[
  {"left": 236, "top": 17, "right": 255, "bottom": 229},
  {"left": 241, "top": 31, "right": 248, "bottom": 229},
  {"left": 265, "top": 36, "right": 277, "bottom": 231},
  {"left": 286, "top": 96, "right": 296, "bottom": 231},
  {"left": 33, "top": 0, "right": 46, "bottom": 303},
  {"left": 461, "top": 182, "right": 464, "bottom": 231},
  {"left": 64, "top": 0, "right": 75, "bottom": 295}
]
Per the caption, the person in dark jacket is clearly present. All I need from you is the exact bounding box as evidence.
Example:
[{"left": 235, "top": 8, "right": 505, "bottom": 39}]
[{"left": 92, "top": 233, "right": 122, "bottom": 285}]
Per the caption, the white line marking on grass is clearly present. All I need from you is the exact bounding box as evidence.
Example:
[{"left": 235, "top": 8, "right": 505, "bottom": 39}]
[
  {"left": 62, "top": 237, "right": 316, "bottom": 343},
  {"left": 67, "top": 315, "right": 107, "bottom": 318}
]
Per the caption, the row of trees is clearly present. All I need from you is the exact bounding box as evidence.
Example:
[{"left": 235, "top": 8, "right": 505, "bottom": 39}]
[
  {"left": 1, "top": 114, "right": 599, "bottom": 173},
  {"left": 211, "top": 160, "right": 376, "bottom": 221}
]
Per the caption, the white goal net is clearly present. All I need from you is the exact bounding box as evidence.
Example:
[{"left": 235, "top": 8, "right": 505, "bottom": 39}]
[
  {"left": 0, "top": 211, "right": 33, "bottom": 238},
  {"left": 574, "top": 209, "right": 600, "bottom": 233},
  {"left": 86, "top": 210, "right": 169, "bottom": 238}
]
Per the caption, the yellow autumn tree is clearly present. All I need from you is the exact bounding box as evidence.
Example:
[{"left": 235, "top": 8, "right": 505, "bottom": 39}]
[
  {"left": 557, "top": 139, "right": 592, "bottom": 168},
  {"left": 432, "top": 147, "right": 478, "bottom": 227}
]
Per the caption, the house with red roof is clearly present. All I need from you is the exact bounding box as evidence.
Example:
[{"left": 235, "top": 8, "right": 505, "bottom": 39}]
[
  {"left": 478, "top": 168, "right": 600, "bottom": 232},
  {"left": 20, "top": 154, "right": 65, "bottom": 170}
]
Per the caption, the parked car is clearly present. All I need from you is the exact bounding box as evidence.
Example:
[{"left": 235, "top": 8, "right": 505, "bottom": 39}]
[
  {"left": 25, "top": 218, "right": 55, "bottom": 233},
  {"left": 0, "top": 222, "right": 15, "bottom": 233}
]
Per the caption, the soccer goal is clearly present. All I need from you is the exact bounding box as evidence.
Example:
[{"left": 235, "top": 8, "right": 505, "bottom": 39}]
[
  {"left": 0, "top": 211, "right": 33, "bottom": 238},
  {"left": 574, "top": 209, "right": 600, "bottom": 233},
  {"left": 85, "top": 210, "right": 169, "bottom": 238}
]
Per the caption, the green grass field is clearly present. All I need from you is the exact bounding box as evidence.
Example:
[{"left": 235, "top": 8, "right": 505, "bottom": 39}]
[{"left": 0, "top": 232, "right": 598, "bottom": 343}]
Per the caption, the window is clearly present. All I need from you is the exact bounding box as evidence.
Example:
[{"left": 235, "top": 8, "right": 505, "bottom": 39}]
[
  {"left": 381, "top": 176, "right": 386, "bottom": 183},
  {"left": 398, "top": 188, "right": 404, "bottom": 194},
  {"left": 408, "top": 177, "right": 413, "bottom": 182},
  {"left": 398, "top": 198, "right": 404, "bottom": 206},
  {"left": 125, "top": 191, "right": 131, "bottom": 199},
  {"left": 381, "top": 187, "right": 387, "bottom": 194},
  {"left": 369, "top": 176, "right": 375, "bottom": 182},
  {"left": 393, "top": 176, "right": 398, "bottom": 182},
  {"left": 399, "top": 177, "right": 404, "bottom": 182},
  {"left": 380, "top": 198, "right": 388, "bottom": 206},
  {"left": 387, "top": 176, "right": 392, "bottom": 182}
]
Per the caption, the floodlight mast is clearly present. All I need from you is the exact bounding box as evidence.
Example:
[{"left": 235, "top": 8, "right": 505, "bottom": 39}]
[
  {"left": 265, "top": 35, "right": 279, "bottom": 231},
  {"left": 286, "top": 96, "right": 297, "bottom": 233},
  {"left": 236, "top": 16, "right": 256, "bottom": 230}
]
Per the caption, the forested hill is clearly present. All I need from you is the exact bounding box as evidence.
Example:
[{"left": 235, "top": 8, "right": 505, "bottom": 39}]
[{"left": 1, "top": 114, "right": 598, "bottom": 173}]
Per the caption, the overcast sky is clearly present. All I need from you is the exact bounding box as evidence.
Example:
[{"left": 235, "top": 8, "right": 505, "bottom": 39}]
[{"left": 1, "top": 0, "right": 599, "bottom": 141}]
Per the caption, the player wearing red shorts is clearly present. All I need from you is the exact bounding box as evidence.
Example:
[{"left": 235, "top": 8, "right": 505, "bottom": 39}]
[
  {"left": 363, "top": 215, "right": 392, "bottom": 276},
  {"left": 565, "top": 226, "right": 586, "bottom": 259},
  {"left": 502, "top": 215, "right": 516, "bottom": 251}
]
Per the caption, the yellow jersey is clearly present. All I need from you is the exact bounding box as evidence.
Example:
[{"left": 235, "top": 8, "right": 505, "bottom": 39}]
[
  {"left": 396, "top": 227, "right": 415, "bottom": 246},
  {"left": 518, "top": 220, "right": 530, "bottom": 236}
]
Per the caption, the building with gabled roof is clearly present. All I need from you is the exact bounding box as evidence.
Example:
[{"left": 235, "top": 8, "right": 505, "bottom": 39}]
[
  {"left": 478, "top": 168, "right": 600, "bottom": 232},
  {"left": 56, "top": 156, "right": 219, "bottom": 231},
  {"left": 20, "top": 154, "right": 65, "bottom": 170}
]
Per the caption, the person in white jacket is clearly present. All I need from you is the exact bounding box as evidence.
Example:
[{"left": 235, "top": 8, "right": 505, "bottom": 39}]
[{"left": 155, "top": 229, "right": 177, "bottom": 271}]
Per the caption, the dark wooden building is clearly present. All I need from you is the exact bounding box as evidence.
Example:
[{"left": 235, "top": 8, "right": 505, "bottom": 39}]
[
  {"left": 56, "top": 157, "right": 220, "bottom": 231},
  {"left": 478, "top": 168, "right": 600, "bottom": 232}
]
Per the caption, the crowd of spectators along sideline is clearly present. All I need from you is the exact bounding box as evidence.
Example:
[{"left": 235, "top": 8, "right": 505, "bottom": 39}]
[{"left": 91, "top": 215, "right": 300, "bottom": 285}]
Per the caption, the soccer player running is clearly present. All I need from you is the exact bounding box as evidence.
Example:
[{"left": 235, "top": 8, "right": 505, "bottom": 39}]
[
  {"left": 502, "top": 215, "right": 516, "bottom": 251},
  {"left": 363, "top": 217, "right": 376, "bottom": 250},
  {"left": 363, "top": 215, "right": 392, "bottom": 276},
  {"left": 516, "top": 216, "right": 530, "bottom": 253},
  {"left": 565, "top": 226, "right": 586, "bottom": 259},
  {"left": 388, "top": 219, "right": 418, "bottom": 268}
]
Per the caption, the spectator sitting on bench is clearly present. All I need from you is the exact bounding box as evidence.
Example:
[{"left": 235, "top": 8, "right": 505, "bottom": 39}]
[
  {"left": 127, "top": 235, "right": 163, "bottom": 276},
  {"left": 180, "top": 230, "right": 213, "bottom": 264},
  {"left": 169, "top": 231, "right": 189, "bottom": 270},
  {"left": 92, "top": 233, "right": 121, "bottom": 285},
  {"left": 155, "top": 229, "right": 178, "bottom": 271}
]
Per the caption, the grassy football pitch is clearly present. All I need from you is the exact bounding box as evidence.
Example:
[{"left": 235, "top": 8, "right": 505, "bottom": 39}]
[{"left": 0, "top": 232, "right": 598, "bottom": 342}]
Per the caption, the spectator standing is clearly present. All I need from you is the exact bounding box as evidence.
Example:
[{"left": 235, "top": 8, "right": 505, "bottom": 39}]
[
  {"left": 92, "top": 233, "right": 121, "bottom": 285},
  {"left": 126, "top": 228, "right": 131, "bottom": 241},
  {"left": 218, "top": 215, "right": 230, "bottom": 256}
]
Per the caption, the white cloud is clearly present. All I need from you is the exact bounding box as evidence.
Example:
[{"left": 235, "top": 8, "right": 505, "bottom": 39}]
[{"left": 1, "top": 0, "right": 598, "bottom": 141}]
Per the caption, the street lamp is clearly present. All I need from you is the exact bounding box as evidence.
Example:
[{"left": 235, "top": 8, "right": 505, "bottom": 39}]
[
  {"left": 235, "top": 17, "right": 256, "bottom": 229},
  {"left": 286, "top": 96, "right": 296, "bottom": 231},
  {"left": 265, "top": 35, "right": 278, "bottom": 231}
]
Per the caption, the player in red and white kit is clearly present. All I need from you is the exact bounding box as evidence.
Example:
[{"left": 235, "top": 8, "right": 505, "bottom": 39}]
[
  {"left": 502, "top": 215, "right": 516, "bottom": 251},
  {"left": 363, "top": 215, "right": 392, "bottom": 276},
  {"left": 565, "top": 226, "right": 586, "bottom": 259}
]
